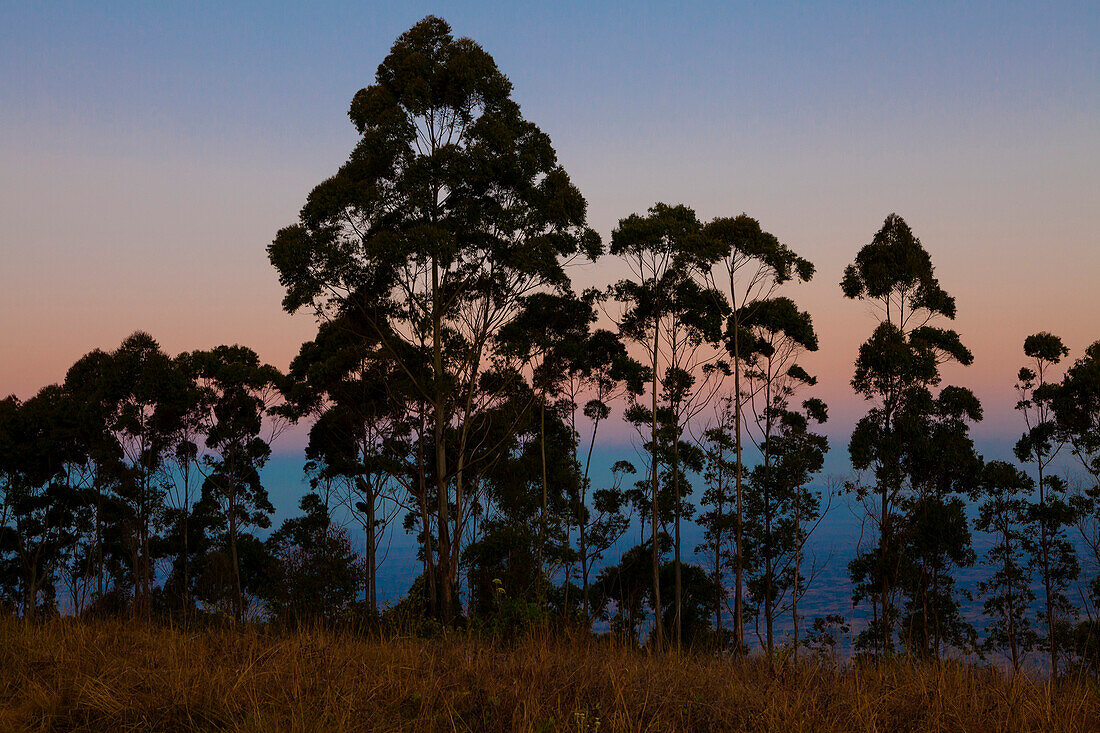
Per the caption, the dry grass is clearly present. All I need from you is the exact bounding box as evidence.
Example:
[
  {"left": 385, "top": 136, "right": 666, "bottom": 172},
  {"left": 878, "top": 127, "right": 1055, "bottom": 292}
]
[{"left": 1, "top": 619, "right": 1098, "bottom": 732}]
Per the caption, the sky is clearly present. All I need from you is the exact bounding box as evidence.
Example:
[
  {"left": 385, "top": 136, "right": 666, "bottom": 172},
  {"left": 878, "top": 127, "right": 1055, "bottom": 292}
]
[{"left": 2, "top": 1, "right": 1098, "bottom": 479}]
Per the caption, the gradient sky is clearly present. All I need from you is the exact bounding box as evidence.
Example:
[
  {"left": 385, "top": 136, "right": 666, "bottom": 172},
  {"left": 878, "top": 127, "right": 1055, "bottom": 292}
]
[{"left": 3, "top": 0, "right": 1098, "bottom": 462}]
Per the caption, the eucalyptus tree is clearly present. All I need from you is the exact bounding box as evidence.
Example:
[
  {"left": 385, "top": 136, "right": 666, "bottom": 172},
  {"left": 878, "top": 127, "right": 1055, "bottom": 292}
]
[
  {"left": 697, "top": 397, "right": 738, "bottom": 648},
  {"left": 158, "top": 351, "right": 215, "bottom": 613},
  {"left": 1056, "top": 340, "right": 1100, "bottom": 493},
  {"left": 975, "top": 460, "right": 1037, "bottom": 672},
  {"left": 496, "top": 290, "right": 596, "bottom": 600},
  {"left": 610, "top": 202, "right": 727, "bottom": 646},
  {"left": 268, "top": 16, "right": 599, "bottom": 621},
  {"left": 896, "top": 385, "right": 982, "bottom": 657},
  {"left": 775, "top": 399, "right": 829, "bottom": 662},
  {"left": 702, "top": 214, "right": 814, "bottom": 651},
  {"left": 840, "top": 214, "right": 973, "bottom": 654},
  {"left": 188, "top": 345, "right": 287, "bottom": 622},
  {"left": 1015, "top": 332, "right": 1078, "bottom": 674},
  {"left": 463, "top": 395, "right": 577, "bottom": 616},
  {"left": 65, "top": 332, "right": 191, "bottom": 616},
  {"left": 738, "top": 296, "right": 820, "bottom": 658},
  {"left": 1056, "top": 342, "right": 1100, "bottom": 619},
  {"left": 0, "top": 388, "right": 88, "bottom": 620},
  {"left": 285, "top": 313, "right": 412, "bottom": 617},
  {"left": 557, "top": 323, "right": 645, "bottom": 621},
  {"left": 62, "top": 349, "right": 125, "bottom": 604}
]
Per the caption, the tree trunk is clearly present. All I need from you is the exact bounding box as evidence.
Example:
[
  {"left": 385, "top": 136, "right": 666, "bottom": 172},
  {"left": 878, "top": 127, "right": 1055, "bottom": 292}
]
[
  {"left": 417, "top": 406, "right": 436, "bottom": 618},
  {"left": 793, "top": 499, "right": 801, "bottom": 663},
  {"left": 733, "top": 336, "right": 744, "bottom": 653},
  {"left": 538, "top": 397, "right": 548, "bottom": 605},
  {"left": 432, "top": 257, "right": 452, "bottom": 623},
  {"left": 651, "top": 325, "right": 663, "bottom": 647}
]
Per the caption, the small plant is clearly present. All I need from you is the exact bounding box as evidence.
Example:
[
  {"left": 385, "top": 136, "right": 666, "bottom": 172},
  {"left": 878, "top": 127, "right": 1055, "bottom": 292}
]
[{"left": 805, "top": 614, "right": 850, "bottom": 662}]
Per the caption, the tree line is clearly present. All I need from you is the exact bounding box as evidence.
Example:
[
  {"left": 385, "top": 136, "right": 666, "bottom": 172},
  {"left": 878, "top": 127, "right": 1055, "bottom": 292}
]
[{"left": 2, "top": 16, "right": 1099, "bottom": 671}]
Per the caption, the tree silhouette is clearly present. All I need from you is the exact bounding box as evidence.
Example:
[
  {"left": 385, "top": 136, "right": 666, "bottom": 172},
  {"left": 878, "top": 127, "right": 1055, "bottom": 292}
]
[
  {"left": 975, "top": 460, "right": 1037, "bottom": 672},
  {"left": 840, "top": 213, "right": 973, "bottom": 655},
  {"left": 702, "top": 214, "right": 814, "bottom": 651},
  {"left": 268, "top": 15, "right": 599, "bottom": 621},
  {"left": 610, "top": 202, "right": 726, "bottom": 646},
  {"left": 1015, "top": 332, "right": 1078, "bottom": 674}
]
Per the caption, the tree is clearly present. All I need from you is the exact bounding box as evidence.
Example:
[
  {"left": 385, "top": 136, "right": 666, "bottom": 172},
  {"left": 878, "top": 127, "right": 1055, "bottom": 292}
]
[
  {"left": 771, "top": 399, "right": 830, "bottom": 662},
  {"left": 496, "top": 290, "right": 599, "bottom": 607},
  {"left": 975, "top": 460, "right": 1037, "bottom": 672},
  {"left": 1054, "top": 341, "right": 1100, "bottom": 665},
  {"left": 65, "top": 333, "right": 191, "bottom": 617},
  {"left": 263, "top": 493, "right": 363, "bottom": 625},
  {"left": 0, "top": 389, "right": 87, "bottom": 620},
  {"left": 268, "top": 16, "right": 600, "bottom": 621},
  {"left": 840, "top": 213, "right": 973, "bottom": 655},
  {"left": 739, "top": 296, "right": 820, "bottom": 661},
  {"left": 610, "top": 202, "right": 727, "bottom": 646},
  {"left": 285, "top": 316, "right": 410, "bottom": 617},
  {"left": 1055, "top": 340, "right": 1100, "bottom": 490},
  {"left": 556, "top": 324, "right": 644, "bottom": 622},
  {"left": 188, "top": 345, "right": 286, "bottom": 623},
  {"left": 1015, "top": 332, "right": 1078, "bottom": 674},
  {"left": 697, "top": 398, "right": 739, "bottom": 651},
  {"left": 702, "top": 214, "right": 814, "bottom": 651}
]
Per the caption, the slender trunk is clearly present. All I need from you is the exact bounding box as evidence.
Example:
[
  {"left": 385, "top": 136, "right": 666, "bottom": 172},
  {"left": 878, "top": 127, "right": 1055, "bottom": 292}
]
[
  {"left": 793, "top": 498, "right": 801, "bottom": 663},
  {"left": 369, "top": 481, "right": 377, "bottom": 615},
  {"left": 230, "top": 483, "right": 241, "bottom": 624},
  {"left": 715, "top": 464, "right": 724, "bottom": 651},
  {"left": 182, "top": 460, "right": 190, "bottom": 613},
  {"left": 95, "top": 480, "right": 104, "bottom": 601},
  {"left": 765, "top": 488, "right": 773, "bottom": 660},
  {"left": 1005, "top": 524, "right": 1019, "bottom": 672},
  {"left": 674, "top": 426, "right": 681, "bottom": 647},
  {"left": 581, "top": 411, "right": 602, "bottom": 623},
  {"left": 432, "top": 258, "right": 452, "bottom": 623},
  {"left": 671, "top": 324, "right": 681, "bottom": 648},
  {"left": 538, "top": 397, "right": 548, "bottom": 603},
  {"left": 881, "top": 484, "right": 890, "bottom": 654},
  {"left": 417, "top": 406, "right": 436, "bottom": 617},
  {"left": 651, "top": 323, "right": 663, "bottom": 647},
  {"left": 763, "top": 364, "right": 774, "bottom": 663},
  {"left": 733, "top": 334, "right": 744, "bottom": 653},
  {"left": 1039, "top": 458, "right": 1057, "bottom": 675}
]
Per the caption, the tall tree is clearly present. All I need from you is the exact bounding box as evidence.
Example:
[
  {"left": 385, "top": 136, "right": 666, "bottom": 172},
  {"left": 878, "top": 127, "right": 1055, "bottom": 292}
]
[
  {"left": 0, "top": 389, "right": 87, "bottom": 620},
  {"left": 557, "top": 323, "right": 645, "bottom": 622},
  {"left": 1055, "top": 340, "right": 1100, "bottom": 491},
  {"left": 268, "top": 16, "right": 599, "bottom": 621},
  {"left": 840, "top": 213, "right": 973, "bottom": 655},
  {"left": 285, "top": 315, "right": 411, "bottom": 617},
  {"left": 610, "top": 202, "right": 726, "bottom": 646},
  {"left": 975, "top": 460, "right": 1037, "bottom": 672},
  {"left": 896, "top": 385, "right": 982, "bottom": 657},
  {"left": 65, "top": 333, "right": 190, "bottom": 617},
  {"left": 1015, "top": 332, "right": 1077, "bottom": 674},
  {"left": 703, "top": 214, "right": 814, "bottom": 651},
  {"left": 189, "top": 345, "right": 286, "bottom": 623},
  {"left": 739, "top": 296, "right": 820, "bottom": 660},
  {"left": 697, "top": 398, "right": 739, "bottom": 650}
]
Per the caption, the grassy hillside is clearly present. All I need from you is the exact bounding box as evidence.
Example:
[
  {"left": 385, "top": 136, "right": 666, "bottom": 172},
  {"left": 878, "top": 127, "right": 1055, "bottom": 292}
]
[{"left": 1, "top": 619, "right": 1098, "bottom": 732}]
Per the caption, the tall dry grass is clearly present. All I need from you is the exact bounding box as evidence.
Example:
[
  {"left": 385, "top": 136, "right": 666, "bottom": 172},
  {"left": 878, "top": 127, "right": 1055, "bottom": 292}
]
[{"left": 1, "top": 618, "right": 1098, "bottom": 731}]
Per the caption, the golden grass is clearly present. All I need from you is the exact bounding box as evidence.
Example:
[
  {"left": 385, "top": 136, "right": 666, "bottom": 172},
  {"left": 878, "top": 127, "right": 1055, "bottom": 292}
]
[{"left": 1, "top": 618, "right": 1098, "bottom": 732}]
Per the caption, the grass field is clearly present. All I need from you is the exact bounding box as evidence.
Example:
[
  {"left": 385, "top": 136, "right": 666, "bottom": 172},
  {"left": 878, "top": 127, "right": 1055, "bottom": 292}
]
[{"left": 2, "top": 618, "right": 1098, "bottom": 732}]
